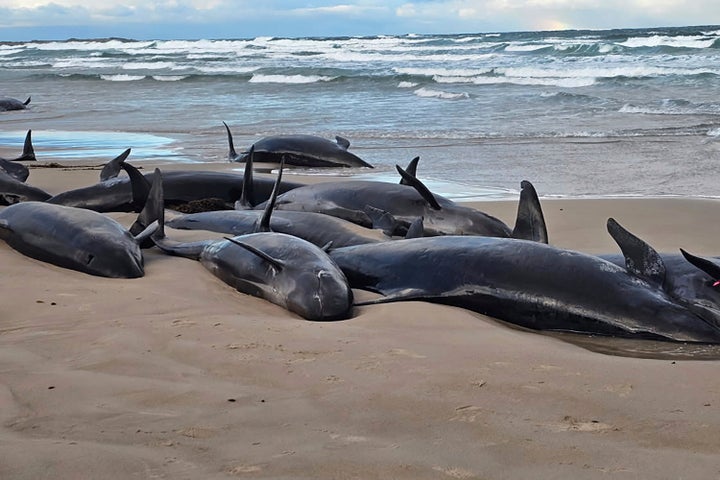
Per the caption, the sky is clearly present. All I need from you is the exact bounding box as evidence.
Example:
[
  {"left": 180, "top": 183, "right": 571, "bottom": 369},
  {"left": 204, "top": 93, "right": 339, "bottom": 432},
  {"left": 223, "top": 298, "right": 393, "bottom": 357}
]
[{"left": 0, "top": 0, "right": 718, "bottom": 41}]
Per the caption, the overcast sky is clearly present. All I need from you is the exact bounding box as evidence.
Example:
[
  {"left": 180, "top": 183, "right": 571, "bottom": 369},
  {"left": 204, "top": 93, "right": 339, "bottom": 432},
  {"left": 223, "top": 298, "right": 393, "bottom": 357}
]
[{"left": 0, "top": 1, "right": 718, "bottom": 41}]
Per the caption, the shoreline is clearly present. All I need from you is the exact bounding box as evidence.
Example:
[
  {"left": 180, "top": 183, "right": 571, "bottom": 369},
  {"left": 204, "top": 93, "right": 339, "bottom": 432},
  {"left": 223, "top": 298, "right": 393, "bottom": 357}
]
[{"left": 2, "top": 161, "right": 720, "bottom": 478}]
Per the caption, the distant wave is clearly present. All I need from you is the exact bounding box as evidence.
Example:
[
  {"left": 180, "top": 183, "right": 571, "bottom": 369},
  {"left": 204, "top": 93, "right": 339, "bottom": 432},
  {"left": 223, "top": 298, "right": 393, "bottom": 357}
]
[
  {"left": 248, "top": 74, "right": 336, "bottom": 84},
  {"left": 152, "top": 75, "right": 189, "bottom": 81},
  {"left": 99, "top": 74, "right": 145, "bottom": 81},
  {"left": 619, "top": 34, "right": 717, "bottom": 49},
  {"left": 619, "top": 99, "right": 720, "bottom": 115},
  {"left": 413, "top": 87, "right": 470, "bottom": 100}
]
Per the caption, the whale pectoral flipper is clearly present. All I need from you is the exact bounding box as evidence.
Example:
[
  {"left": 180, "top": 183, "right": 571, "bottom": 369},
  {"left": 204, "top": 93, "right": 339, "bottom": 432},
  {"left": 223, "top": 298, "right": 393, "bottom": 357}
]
[
  {"left": 607, "top": 217, "right": 666, "bottom": 287},
  {"left": 680, "top": 249, "right": 720, "bottom": 283},
  {"left": 223, "top": 237, "right": 286, "bottom": 271},
  {"left": 394, "top": 164, "right": 441, "bottom": 210},
  {"left": 363, "top": 205, "right": 401, "bottom": 236},
  {"left": 335, "top": 136, "right": 351, "bottom": 150}
]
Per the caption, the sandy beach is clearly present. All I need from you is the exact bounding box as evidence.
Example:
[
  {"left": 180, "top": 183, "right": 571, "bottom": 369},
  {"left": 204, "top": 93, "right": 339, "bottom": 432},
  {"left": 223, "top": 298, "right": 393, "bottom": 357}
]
[{"left": 2, "top": 160, "right": 720, "bottom": 479}]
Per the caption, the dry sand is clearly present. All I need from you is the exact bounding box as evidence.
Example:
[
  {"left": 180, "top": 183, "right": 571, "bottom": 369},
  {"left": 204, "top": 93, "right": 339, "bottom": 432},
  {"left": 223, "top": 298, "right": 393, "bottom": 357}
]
[{"left": 2, "top": 160, "right": 720, "bottom": 479}]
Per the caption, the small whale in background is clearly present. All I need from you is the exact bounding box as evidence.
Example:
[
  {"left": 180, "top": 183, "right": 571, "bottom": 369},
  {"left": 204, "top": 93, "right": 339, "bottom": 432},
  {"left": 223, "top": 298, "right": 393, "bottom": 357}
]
[
  {"left": 224, "top": 121, "right": 374, "bottom": 168},
  {"left": 0, "top": 96, "right": 31, "bottom": 111}
]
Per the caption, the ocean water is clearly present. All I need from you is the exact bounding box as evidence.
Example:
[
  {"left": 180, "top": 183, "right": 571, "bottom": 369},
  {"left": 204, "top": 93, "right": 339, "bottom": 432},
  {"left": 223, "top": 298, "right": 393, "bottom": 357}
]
[{"left": 1, "top": 25, "right": 720, "bottom": 199}]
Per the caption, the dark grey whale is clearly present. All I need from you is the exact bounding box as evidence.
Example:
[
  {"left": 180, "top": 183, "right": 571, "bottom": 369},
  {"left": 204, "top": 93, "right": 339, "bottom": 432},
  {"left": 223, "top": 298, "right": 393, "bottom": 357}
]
[
  {"left": 0, "top": 170, "right": 51, "bottom": 205},
  {"left": 601, "top": 218, "right": 720, "bottom": 323},
  {"left": 0, "top": 130, "right": 36, "bottom": 182},
  {"left": 47, "top": 160, "right": 305, "bottom": 213},
  {"left": 149, "top": 166, "right": 353, "bottom": 321},
  {"left": 261, "top": 170, "right": 547, "bottom": 241},
  {"left": 225, "top": 122, "right": 373, "bottom": 168},
  {"left": 0, "top": 96, "right": 30, "bottom": 111},
  {"left": 0, "top": 201, "right": 145, "bottom": 278},
  {"left": 166, "top": 209, "right": 395, "bottom": 248},
  {"left": 329, "top": 233, "right": 720, "bottom": 343}
]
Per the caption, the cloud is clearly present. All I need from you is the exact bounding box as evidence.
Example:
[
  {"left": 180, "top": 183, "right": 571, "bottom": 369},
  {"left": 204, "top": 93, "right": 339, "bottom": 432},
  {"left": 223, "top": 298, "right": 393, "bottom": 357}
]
[{"left": 0, "top": 0, "right": 718, "bottom": 40}]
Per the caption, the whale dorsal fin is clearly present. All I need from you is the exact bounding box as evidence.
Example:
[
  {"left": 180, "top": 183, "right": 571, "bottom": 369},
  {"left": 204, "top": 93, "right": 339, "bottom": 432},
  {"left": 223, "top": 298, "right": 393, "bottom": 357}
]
[
  {"left": 223, "top": 121, "right": 239, "bottom": 161},
  {"left": 607, "top": 218, "right": 666, "bottom": 287},
  {"left": 23, "top": 96, "right": 30, "bottom": 106},
  {"left": 395, "top": 164, "right": 441, "bottom": 210},
  {"left": 224, "top": 236, "right": 285, "bottom": 271},
  {"left": 399, "top": 157, "right": 420, "bottom": 185},
  {"left": 236, "top": 145, "right": 255, "bottom": 209},
  {"left": 335, "top": 136, "right": 350, "bottom": 150},
  {"left": 512, "top": 180, "right": 548, "bottom": 244},
  {"left": 257, "top": 156, "right": 285, "bottom": 233},
  {"left": 15, "top": 129, "right": 35, "bottom": 162},
  {"left": 680, "top": 249, "right": 720, "bottom": 284},
  {"left": 100, "top": 148, "right": 132, "bottom": 182},
  {"left": 404, "top": 216, "right": 425, "bottom": 239}
]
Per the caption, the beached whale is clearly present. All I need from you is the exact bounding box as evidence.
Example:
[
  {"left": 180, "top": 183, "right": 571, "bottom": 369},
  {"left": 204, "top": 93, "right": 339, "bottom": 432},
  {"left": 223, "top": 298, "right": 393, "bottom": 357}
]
[
  {"left": 261, "top": 166, "right": 548, "bottom": 241},
  {"left": 601, "top": 218, "right": 720, "bottom": 323},
  {"left": 0, "top": 96, "right": 30, "bottom": 111},
  {"left": 149, "top": 165, "right": 353, "bottom": 321},
  {"left": 0, "top": 130, "right": 36, "bottom": 182},
  {"left": 0, "top": 201, "right": 147, "bottom": 278},
  {"left": 225, "top": 122, "right": 373, "bottom": 168},
  {"left": 168, "top": 145, "right": 410, "bottom": 247},
  {"left": 47, "top": 156, "right": 305, "bottom": 213},
  {"left": 0, "top": 170, "right": 51, "bottom": 205},
  {"left": 329, "top": 226, "right": 720, "bottom": 343}
]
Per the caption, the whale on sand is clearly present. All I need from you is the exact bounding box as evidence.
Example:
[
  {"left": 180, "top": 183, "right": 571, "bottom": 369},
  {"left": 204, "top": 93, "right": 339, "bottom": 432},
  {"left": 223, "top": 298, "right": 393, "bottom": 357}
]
[
  {"left": 225, "top": 122, "right": 374, "bottom": 168},
  {"left": 148, "top": 162, "right": 354, "bottom": 321},
  {"left": 0, "top": 194, "right": 149, "bottom": 278},
  {"left": 47, "top": 151, "right": 305, "bottom": 213},
  {"left": 329, "top": 223, "right": 720, "bottom": 343},
  {"left": 262, "top": 167, "right": 548, "bottom": 241},
  {"left": 0, "top": 130, "right": 36, "bottom": 182}
]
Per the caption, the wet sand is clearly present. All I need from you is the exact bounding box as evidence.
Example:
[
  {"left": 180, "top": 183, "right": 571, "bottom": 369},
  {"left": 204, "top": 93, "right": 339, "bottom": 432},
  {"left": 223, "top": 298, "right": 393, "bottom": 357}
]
[{"left": 1, "top": 160, "right": 720, "bottom": 479}]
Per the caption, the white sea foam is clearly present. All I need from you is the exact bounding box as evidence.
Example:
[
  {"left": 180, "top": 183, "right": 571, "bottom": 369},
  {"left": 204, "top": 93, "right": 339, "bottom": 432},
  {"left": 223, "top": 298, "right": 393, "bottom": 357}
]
[
  {"left": 152, "top": 75, "right": 188, "bottom": 81},
  {"left": 398, "top": 81, "right": 419, "bottom": 88},
  {"left": 413, "top": 87, "right": 470, "bottom": 100},
  {"left": 620, "top": 35, "right": 717, "bottom": 49},
  {"left": 248, "top": 74, "right": 336, "bottom": 84},
  {"left": 395, "top": 67, "right": 494, "bottom": 77},
  {"left": 100, "top": 74, "right": 146, "bottom": 81},
  {"left": 122, "top": 61, "right": 178, "bottom": 70}
]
